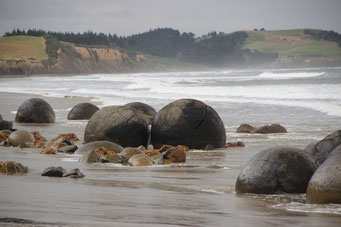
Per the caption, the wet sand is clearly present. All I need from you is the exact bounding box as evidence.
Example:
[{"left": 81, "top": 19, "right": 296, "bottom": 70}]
[{"left": 0, "top": 91, "right": 341, "bottom": 226}]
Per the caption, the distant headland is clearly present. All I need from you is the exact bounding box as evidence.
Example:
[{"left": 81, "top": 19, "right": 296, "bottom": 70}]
[{"left": 1, "top": 28, "right": 341, "bottom": 75}]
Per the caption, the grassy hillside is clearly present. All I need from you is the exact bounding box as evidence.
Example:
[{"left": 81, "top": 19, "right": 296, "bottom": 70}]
[
  {"left": 243, "top": 29, "right": 341, "bottom": 57},
  {"left": 0, "top": 35, "right": 47, "bottom": 60}
]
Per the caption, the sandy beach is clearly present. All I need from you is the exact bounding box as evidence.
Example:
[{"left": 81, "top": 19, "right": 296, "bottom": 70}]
[{"left": 1, "top": 68, "right": 341, "bottom": 226}]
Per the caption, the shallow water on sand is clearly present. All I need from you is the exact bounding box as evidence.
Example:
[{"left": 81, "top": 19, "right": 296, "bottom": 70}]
[{"left": 1, "top": 68, "right": 341, "bottom": 226}]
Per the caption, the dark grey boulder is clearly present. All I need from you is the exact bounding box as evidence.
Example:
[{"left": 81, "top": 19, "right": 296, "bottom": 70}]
[
  {"left": 0, "top": 114, "right": 2, "bottom": 121},
  {"left": 84, "top": 106, "right": 149, "bottom": 148},
  {"left": 67, "top": 103, "right": 99, "bottom": 120},
  {"left": 235, "top": 146, "right": 318, "bottom": 194},
  {"left": 15, "top": 98, "right": 55, "bottom": 123},
  {"left": 305, "top": 130, "right": 341, "bottom": 166},
  {"left": 236, "top": 124, "right": 256, "bottom": 133},
  {"left": 306, "top": 145, "right": 341, "bottom": 204},
  {"left": 151, "top": 99, "right": 226, "bottom": 149},
  {"left": 253, "top": 124, "right": 287, "bottom": 134},
  {"left": 41, "top": 166, "right": 67, "bottom": 177},
  {"left": 124, "top": 102, "right": 157, "bottom": 125},
  {"left": 0, "top": 120, "right": 13, "bottom": 130}
]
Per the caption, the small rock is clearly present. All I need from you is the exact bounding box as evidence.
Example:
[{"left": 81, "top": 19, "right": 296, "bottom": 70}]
[
  {"left": 253, "top": 124, "right": 287, "bottom": 134},
  {"left": 162, "top": 145, "right": 188, "bottom": 163},
  {"left": 226, "top": 141, "right": 245, "bottom": 148},
  {"left": 63, "top": 168, "right": 85, "bottom": 178},
  {"left": 0, "top": 161, "right": 28, "bottom": 174},
  {"left": 31, "top": 131, "right": 46, "bottom": 148},
  {"left": 86, "top": 150, "right": 101, "bottom": 164},
  {"left": 41, "top": 146, "right": 57, "bottom": 155},
  {"left": 128, "top": 154, "right": 154, "bottom": 166},
  {"left": 236, "top": 124, "right": 256, "bottom": 133},
  {"left": 120, "top": 147, "right": 144, "bottom": 163},
  {"left": 57, "top": 145, "right": 78, "bottom": 154},
  {"left": 75, "top": 141, "right": 123, "bottom": 155},
  {"left": 41, "top": 166, "right": 67, "bottom": 177},
  {"left": 8, "top": 130, "right": 34, "bottom": 147}
]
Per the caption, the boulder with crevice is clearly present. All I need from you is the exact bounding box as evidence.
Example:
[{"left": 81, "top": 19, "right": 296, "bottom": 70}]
[
  {"left": 151, "top": 99, "right": 226, "bottom": 149},
  {"left": 124, "top": 102, "right": 157, "bottom": 125},
  {"left": 84, "top": 106, "right": 149, "bottom": 148},
  {"left": 305, "top": 130, "right": 341, "bottom": 166},
  {"left": 306, "top": 145, "right": 341, "bottom": 204},
  {"left": 235, "top": 146, "right": 317, "bottom": 194}
]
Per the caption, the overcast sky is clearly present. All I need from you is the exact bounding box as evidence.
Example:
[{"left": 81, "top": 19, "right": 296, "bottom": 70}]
[{"left": 1, "top": 0, "right": 341, "bottom": 37}]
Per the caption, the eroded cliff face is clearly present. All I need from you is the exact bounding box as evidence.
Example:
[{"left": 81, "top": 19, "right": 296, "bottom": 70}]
[{"left": 0, "top": 41, "right": 181, "bottom": 75}]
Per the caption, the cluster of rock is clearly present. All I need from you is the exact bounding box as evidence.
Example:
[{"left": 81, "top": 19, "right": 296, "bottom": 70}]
[
  {"left": 235, "top": 130, "right": 341, "bottom": 204},
  {"left": 0, "top": 161, "right": 28, "bottom": 174},
  {"left": 78, "top": 141, "right": 188, "bottom": 166},
  {"left": 236, "top": 123, "right": 287, "bottom": 134}
]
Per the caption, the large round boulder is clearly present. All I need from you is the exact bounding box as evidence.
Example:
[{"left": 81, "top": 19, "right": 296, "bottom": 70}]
[
  {"left": 8, "top": 130, "right": 34, "bottom": 147},
  {"left": 15, "top": 98, "right": 55, "bottom": 123},
  {"left": 67, "top": 103, "right": 99, "bottom": 120},
  {"left": 84, "top": 106, "right": 149, "bottom": 148},
  {"left": 235, "top": 146, "right": 318, "bottom": 194},
  {"left": 252, "top": 124, "right": 287, "bottom": 134},
  {"left": 151, "top": 99, "right": 226, "bottom": 149},
  {"left": 306, "top": 145, "right": 341, "bottom": 204},
  {"left": 124, "top": 102, "right": 157, "bottom": 125},
  {"left": 305, "top": 130, "right": 341, "bottom": 166}
]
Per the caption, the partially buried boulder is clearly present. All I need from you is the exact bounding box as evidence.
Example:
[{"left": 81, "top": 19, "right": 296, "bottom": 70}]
[
  {"left": 67, "top": 103, "right": 99, "bottom": 120},
  {"left": 7, "top": 130, "right": 34, "bottom": 147},
  {"left": 236, "top": 124, "right": 256, "bottom": 133},
  {"left": 120, "top": 147, "right": 144, "bottom": 163},
  {"left": 124, "top": 102, "right": 157, "bottom": 125},
  {"left": 0, "top": 120, "right": 13, "bottom": 131},
  {"left": 75, "top": 141, "right": 123, "bottom": 155},
  {"left": 235, "top": 146, "right": 317, "bottom": 194},
  {"left": 128, "top": 154, "right": 154, "bottom": 166},
  {"left": 252, "top": 124, "right": 287, "bottom": 134},
  {"left": 151, "top": 99, "right": 226, "bottom": 149},
  {"left": 305, "top": 130, "right": 341, "bottom": 166},
  {"left": 84, "top": 106, "right": 149, "bottom": 148},
  {"left": 306, "top": 145, "right": 341, "bottom": 204},
  {"left": 15, "top": 98, "right": 55, "bottom": 123}
]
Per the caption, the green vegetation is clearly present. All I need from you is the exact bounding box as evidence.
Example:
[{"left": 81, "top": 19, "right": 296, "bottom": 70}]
[
  {"left": 265, "top": 29, "right": 303, "bottom": 36},
  {"left": 243, "top": 30, "right": 341, "bottom": 57},
  {"left": 0, "top": 35, "right": 47, "bottom": 60},
  {"left": 42, "top": 35, "right": 59, "bottom": 66}
]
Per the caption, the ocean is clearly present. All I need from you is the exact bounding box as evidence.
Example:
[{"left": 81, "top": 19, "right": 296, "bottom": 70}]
[{"left": 0, "top": 67, "right": 341, "bottom": 226}]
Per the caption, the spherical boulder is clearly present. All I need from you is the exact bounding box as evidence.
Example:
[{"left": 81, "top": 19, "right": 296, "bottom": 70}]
[
  {"left": 8, "top": 130, "right": 34, "bottom": 147},
  {"left": 84, "top": 106, "right": 149, "bottom": 148},
  {"left": 252, "top": 124, "right": 287, "bottom": 134},
  {"left": 235, "top": 146, "right": 318, "bottom": 194},
  {"left": 67, "top": 103, "right": 99, "bottom": 120},
  {"left": 15, "top": 98, "right": 55, "bottom": 123},
  {"left": 305, "top": 130, "right": 341, "bottom": 166},
  {"left": 236, "top": 124, "right": 256, "bottom": 133},
  {"left": 151, "top": 99, "right": 226, "bottom": 149},
  {"left": 307, "top": 145, "right": 341, "bottom": 204},
  {"left": 0, "top": 120, "right": 13, "bottom": 130},
  {"left": 124, "top": 102, "right": 157, "bottom": 125}
]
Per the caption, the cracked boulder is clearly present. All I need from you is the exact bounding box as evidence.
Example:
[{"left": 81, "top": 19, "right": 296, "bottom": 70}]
[
  {"left": 84, "top": 106, "right": 149, "bottom": 148},
  {"left": 67, "top": 103, "right": 99, "bottom": 120},
  {"left": 305, "top": 130, "right": 341, "bottom": 166},
  {"left": 151, "top": 99, "right": 226, "bottom": 149},
  {"left": 124, "top": 102, "right": 157, "bottom": 125},
  {"left": 235, "top": 146, "right": 318, "bottom": 194},
  {"left": 15, "top": 98, "right": 55, "bottom": 123},
  {"left": 306, "top": 145, "right": 341, "bottom": 204}
]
